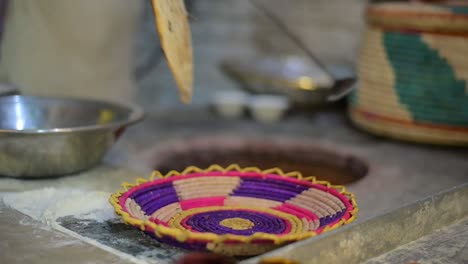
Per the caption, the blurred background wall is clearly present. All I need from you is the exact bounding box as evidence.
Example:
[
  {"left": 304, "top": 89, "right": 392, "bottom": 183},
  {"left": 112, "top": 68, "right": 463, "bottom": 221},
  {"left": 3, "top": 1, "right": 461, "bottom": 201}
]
[{"left": 0, "top": 0, "right": 368, "bottom": 112}]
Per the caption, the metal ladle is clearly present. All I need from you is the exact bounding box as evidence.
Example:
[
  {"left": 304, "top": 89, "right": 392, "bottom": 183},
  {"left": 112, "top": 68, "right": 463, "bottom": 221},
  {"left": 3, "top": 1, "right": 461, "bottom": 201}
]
[{"left": 248, "top": 0, "right": 357, "bottom": 102}]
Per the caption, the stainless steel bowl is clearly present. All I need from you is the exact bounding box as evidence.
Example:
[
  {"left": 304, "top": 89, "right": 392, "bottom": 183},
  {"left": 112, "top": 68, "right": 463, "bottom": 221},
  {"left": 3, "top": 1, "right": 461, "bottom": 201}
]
[
  {"left": 0, "top": 95, "right": 143, "bottom": 178},
  {"left": 220, "top": 56, "right": 356, "bottom": 107}
]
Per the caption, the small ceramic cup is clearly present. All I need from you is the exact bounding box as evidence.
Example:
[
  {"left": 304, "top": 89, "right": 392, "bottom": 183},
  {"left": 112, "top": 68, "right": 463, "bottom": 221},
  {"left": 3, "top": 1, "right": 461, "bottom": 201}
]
[
  {"left": 248, "top": 95, "right": 290, "bottom": 123},
  {"left": 212, "top": 90, "right": 248, "bottom": 119}
]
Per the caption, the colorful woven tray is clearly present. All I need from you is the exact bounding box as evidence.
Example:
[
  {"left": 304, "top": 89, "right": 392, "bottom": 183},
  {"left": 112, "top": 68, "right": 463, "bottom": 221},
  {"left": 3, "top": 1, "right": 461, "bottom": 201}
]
[{"left": 110, "top": 165, "right": 357, "bottom": 256}]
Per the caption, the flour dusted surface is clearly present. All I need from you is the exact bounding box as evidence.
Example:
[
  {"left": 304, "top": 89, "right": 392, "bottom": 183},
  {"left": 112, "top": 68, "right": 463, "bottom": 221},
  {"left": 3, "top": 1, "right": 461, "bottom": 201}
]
[{"left": 1, "top": 187, "right": 116, "bottom": 224}]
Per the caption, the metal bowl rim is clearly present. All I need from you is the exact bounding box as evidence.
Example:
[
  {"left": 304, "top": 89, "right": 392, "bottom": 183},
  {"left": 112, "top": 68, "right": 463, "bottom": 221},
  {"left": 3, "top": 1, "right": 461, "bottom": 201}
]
[
  {"left": 220, "top": 56, "right": 337, "bottom": 91},
  {"left": 0, "top": 95, "right": 144, "bottom": 134}
]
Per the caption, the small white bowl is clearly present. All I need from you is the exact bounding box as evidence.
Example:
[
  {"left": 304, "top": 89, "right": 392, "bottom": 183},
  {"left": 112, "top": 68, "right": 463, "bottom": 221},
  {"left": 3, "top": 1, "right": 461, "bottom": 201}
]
[
  {"left": 248, "top": 95, "right": 290, "bottom": 123},
  {"left": 212, "top": 90, "right": 248, "bottom": 118}
]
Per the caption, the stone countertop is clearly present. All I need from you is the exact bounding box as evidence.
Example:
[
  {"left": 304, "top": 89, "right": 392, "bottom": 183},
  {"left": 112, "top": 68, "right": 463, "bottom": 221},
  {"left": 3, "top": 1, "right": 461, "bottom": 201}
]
[
  {"left": 0, "top": 205, "right": 131, "bottom": 264},
  {"left": 1, "top": 106, "right": 468, "bottom": 263},
  {"left": 365, "top": 217, "right": 468, "bottom": 264}
]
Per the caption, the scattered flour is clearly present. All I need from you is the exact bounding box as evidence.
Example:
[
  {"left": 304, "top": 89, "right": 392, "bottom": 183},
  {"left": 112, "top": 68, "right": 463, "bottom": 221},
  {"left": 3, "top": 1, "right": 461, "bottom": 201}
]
[{"left": 1, "top": 187, "right": 116, "bottom": 224}]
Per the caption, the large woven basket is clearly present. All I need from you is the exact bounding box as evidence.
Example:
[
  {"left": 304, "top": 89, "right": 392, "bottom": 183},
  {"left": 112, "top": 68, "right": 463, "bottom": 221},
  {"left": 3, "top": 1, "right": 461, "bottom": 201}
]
[
  {"left": 110, "top": 165, "right": 357, "bottom": 256},
  {"left": 349, "top": 2, "right": 468, "bottom": 145}
]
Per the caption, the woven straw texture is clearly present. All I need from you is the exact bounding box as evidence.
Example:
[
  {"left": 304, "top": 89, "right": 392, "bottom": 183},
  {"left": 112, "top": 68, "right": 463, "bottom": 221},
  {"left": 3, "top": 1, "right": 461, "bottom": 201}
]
[
  {"left": 366, "top": 2, "right": 468, "bottom": 34},
  {"left": 110, "top": 164, "right": 357, "bottom": 256},
  {"left": 350, "top": 2, "right": 468, "bottom": 145}
]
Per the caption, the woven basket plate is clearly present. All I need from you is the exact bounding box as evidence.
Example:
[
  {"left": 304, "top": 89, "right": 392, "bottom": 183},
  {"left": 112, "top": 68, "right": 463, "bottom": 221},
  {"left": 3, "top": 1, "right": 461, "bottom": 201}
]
[{"left": 110, "top": 165, "right": 357, "bottom": 256}]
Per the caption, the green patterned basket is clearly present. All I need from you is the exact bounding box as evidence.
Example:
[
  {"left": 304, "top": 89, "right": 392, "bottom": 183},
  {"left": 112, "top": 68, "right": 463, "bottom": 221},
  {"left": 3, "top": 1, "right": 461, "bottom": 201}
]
[{"left": 350, "top": 2, "right": 468, "bottom": 145}]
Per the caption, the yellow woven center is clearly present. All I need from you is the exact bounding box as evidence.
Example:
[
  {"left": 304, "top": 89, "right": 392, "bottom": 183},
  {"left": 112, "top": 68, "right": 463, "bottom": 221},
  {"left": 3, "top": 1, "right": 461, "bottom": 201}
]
[{"left": 219, "top": 217, "right": 254, "bottom": 230}]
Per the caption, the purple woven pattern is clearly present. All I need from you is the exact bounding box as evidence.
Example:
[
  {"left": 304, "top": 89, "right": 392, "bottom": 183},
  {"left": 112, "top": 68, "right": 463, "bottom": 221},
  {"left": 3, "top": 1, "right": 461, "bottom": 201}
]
[
  {"left": 185, "top": 210, "right": 287, "bottom": 236},
  {"left": 320, "top": 210, "right": 346, "bottom": 227},
  {"left": 231, "top": 178, "right": 309, "bottom": 202},
  {"left": 114, "top": 167, "right": 357, "bottom": 257},
  {"left": 130, "top": 182, "right": 179, "bottom": 215}
]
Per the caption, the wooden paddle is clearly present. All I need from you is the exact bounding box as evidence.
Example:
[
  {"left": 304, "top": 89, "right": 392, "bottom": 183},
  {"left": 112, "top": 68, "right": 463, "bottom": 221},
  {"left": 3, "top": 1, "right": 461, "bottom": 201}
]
[{"left": 151, "top": 0, "right": 193, "bottom": 103}]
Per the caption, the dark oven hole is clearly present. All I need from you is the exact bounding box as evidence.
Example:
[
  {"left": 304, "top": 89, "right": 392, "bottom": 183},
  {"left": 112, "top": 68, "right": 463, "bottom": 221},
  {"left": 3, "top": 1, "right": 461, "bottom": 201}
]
[{"left": 150, "top": 137, "right": 368, "bottom": 185}]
